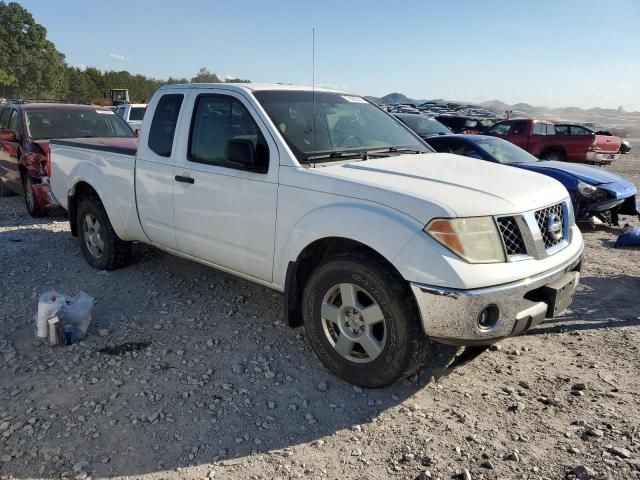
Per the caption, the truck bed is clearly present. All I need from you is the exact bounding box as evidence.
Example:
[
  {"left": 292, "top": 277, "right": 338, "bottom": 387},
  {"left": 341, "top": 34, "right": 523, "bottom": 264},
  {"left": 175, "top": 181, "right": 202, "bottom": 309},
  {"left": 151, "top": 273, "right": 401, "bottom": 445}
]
[
  {"left": 50, "top": 137, "right": 138, "bottom": 156},
  {"left": 49, "top": 136, "right": 144, "bottom": 242}
]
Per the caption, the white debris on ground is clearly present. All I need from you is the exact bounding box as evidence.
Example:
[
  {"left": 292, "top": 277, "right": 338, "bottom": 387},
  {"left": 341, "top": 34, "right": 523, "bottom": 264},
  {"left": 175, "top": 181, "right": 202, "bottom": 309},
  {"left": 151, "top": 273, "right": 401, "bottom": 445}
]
[{"left": 0, "top": 145, "right": 639, "bottom": 480}]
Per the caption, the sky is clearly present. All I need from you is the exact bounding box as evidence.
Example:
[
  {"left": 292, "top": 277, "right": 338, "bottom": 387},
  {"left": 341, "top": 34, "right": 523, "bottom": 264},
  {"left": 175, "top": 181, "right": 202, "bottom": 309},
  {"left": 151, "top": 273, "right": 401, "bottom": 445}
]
[{"left": 18, "top": 0, "right": 640, "bottom": 110}]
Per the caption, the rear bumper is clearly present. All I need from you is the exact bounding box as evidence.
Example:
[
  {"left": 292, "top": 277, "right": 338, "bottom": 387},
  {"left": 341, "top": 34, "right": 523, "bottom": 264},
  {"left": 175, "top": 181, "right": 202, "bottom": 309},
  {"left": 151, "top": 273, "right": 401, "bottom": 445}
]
[
  {"left": 585, "top": 151, "right": 619, "bottom": 164},
  {"left": 410, "top": 246, "right": 584, "bottom": 345}
]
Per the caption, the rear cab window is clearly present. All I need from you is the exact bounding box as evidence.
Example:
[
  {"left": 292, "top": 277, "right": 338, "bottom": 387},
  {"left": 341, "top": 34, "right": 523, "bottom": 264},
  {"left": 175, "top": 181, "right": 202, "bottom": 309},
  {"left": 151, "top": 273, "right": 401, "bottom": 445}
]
[
  {"left": 129, "top": 107, "right": 146, "bottom": 121},
  {"left": 148, "top": 94, "right": 184, "bottom": 157}
]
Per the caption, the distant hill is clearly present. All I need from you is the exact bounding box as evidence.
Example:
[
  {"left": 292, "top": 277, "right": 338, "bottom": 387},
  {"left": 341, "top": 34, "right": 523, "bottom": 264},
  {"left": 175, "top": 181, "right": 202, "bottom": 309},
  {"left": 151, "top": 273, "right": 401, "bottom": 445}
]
[{"left": 368, "top": 92, "right": 640, "bottom": 138}]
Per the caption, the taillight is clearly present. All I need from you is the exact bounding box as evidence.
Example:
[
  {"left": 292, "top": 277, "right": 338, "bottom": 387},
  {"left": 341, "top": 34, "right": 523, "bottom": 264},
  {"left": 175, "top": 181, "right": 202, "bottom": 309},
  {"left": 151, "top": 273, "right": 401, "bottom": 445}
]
[{"left": 587, "top": 138, "right": 597, "bottom": 152}]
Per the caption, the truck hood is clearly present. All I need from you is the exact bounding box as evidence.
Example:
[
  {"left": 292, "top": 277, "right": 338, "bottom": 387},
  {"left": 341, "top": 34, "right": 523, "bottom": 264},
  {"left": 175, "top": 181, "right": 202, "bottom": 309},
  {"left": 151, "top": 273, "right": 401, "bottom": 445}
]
[{"left": 315, "top": 153, "right": 569, "bottom": 221}]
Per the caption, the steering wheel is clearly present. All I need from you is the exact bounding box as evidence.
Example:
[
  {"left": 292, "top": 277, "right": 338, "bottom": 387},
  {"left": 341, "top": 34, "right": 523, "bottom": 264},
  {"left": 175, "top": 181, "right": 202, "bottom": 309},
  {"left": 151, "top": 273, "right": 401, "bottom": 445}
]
[{"left": 339, "top": 135, "right": 364, "bottom": 148}]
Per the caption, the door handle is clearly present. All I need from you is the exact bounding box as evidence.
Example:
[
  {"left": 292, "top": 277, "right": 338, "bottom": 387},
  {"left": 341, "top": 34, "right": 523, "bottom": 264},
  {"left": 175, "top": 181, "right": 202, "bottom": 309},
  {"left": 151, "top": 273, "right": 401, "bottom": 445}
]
[{"left": 175, "top": 175, "right": 194, "bottom": 184}]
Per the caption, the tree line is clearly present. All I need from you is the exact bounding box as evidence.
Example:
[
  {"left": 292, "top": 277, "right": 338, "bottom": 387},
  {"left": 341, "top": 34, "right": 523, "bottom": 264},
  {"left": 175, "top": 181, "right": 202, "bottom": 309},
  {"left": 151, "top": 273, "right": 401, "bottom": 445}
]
[{"left": 0, "top": 2, "right": 249, "bottom": 103}]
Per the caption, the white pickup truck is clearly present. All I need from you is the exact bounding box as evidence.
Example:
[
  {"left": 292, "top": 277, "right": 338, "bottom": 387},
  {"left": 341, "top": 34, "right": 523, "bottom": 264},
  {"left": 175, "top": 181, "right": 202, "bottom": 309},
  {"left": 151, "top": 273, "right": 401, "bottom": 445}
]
[
  {"left": 50, "top": 84, "right": 584, "bottom": 387},
  {"left": 114, "top": 103, "right": 147, "bottom": 131}
]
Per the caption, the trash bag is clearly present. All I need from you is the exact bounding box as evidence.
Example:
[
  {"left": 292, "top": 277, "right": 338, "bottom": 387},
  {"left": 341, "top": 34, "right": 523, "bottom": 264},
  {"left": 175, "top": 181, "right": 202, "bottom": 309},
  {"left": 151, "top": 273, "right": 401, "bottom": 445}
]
[
  {"left": 614, "top": 225, "right": 640, "bottom": 248},
  {"left": 37, "top": 291, "right": 66, "bottom": 338},
  {"left": 60, "top": 292, "right": 94, "bottom": 340}
]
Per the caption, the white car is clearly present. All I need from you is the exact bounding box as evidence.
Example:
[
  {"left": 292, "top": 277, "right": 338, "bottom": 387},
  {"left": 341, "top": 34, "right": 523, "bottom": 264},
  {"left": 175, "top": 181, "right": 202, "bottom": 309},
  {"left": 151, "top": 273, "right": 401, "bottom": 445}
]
[
  {"left": 114, "top": 103, "right": 147, "bottom": 132},
  {"left": 49, "top": 83, "right": 584, "bottom": 387}
]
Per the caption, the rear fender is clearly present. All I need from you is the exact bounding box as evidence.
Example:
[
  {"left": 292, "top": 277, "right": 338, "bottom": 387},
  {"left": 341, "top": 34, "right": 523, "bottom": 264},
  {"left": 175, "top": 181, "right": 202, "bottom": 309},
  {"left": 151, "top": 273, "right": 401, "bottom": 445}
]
[{"left": 65, "top": 162, "right": 131, "bottom": 240}]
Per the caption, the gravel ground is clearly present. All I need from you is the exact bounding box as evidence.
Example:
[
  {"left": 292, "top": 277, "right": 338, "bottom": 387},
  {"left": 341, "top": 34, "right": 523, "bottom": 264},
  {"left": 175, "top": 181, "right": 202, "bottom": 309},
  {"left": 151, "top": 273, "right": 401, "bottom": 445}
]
[{"left": 1, "top": 146, "right": 639, "bottom": 480}]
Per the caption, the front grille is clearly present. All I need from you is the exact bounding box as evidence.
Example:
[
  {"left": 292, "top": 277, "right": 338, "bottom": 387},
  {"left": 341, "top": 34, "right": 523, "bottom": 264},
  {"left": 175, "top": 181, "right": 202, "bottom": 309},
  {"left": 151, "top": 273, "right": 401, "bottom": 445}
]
[
  {"left": 535, "top": 203, "right": 565, "bottom": 249},
  {"left": 497, "top": 216, "right": 527, "bottom": 256}
]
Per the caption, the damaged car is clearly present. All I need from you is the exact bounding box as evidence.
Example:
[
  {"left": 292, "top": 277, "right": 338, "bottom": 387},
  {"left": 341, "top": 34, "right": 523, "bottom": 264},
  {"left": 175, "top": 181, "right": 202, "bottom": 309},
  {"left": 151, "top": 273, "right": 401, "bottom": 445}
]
[
  {"left": 426, "top": 134, "right": 639, "bottom": 225},
  {"left": 0, "top": 102, "right": 135, "bottom": 216}
]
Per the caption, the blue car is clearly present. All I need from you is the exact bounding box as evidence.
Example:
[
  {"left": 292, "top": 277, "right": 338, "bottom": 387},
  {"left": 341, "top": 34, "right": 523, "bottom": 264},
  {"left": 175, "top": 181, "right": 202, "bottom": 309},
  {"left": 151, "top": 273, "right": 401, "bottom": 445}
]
[{"left": 426, "top": 135, "right": 639, "bottom": 225}]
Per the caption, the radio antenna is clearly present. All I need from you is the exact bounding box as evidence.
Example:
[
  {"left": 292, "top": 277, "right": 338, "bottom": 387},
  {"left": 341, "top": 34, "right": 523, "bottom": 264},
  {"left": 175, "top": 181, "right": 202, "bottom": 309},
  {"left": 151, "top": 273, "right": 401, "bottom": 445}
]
[{"left": 312, "top": 27, "right": 316, "bottom": 168}]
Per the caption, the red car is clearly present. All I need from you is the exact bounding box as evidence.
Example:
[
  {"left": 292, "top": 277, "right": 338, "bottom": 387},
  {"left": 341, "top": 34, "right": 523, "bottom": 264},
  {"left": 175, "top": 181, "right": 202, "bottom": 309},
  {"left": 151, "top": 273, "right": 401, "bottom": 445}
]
[
  {"left": 0, "top": 103, "right": 135, "bottom": 216},
  {"left": 485, "top": 119, "right": 621, "bottom": 165}
]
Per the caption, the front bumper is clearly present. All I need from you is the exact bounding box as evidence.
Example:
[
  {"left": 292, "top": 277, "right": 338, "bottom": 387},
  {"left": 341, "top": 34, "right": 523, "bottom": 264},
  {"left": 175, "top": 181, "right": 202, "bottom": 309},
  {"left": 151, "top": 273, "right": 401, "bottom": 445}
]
[
  {"left": 31, "top": 177, "right": 62, "bottom": 211},
  {"left": 410, "top": 246, "right": 584, "bottom": 345},
  {"left": 585, "top": 151, "right": 619, "bottom": 164}
]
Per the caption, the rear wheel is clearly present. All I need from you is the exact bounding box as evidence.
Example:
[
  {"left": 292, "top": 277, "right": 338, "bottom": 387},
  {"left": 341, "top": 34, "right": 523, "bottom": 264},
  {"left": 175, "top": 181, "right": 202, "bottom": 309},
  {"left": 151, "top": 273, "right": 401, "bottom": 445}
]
[
  {"left": 77, "top": 196, "right": 131, "bottom": 270},
  {"left": 302, "top": 252, "right": 428, "bottom": 388},
  {"left": 23, "top": 176, "right": 45, "bottom": 217},
  {"left": 540, "top": 150, "right": 566, "bottom": 162}
]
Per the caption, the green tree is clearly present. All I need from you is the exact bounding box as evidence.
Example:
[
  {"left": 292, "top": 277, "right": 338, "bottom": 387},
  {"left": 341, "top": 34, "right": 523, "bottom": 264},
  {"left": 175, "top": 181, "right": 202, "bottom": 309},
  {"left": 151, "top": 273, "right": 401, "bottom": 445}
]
[
  {"left": 190, "top": 67, "right": 220, "bottom": 83},
  {"left": 0, "top": 1, "right": 66, "bottom": 98},
  {"left": 224, "top": 77, "right": 251, "bottom": 83}
]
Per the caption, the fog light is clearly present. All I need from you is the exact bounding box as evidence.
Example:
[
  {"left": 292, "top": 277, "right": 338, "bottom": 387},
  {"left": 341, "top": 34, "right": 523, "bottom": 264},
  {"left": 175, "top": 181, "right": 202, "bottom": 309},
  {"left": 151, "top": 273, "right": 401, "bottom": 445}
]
[{"left": 477, "top": 304, "right": 500, "bottom": 330}]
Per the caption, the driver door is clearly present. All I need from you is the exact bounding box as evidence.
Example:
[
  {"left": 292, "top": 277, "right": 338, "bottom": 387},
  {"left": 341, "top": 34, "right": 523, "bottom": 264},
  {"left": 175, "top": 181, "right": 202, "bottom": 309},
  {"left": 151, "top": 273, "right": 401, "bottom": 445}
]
[{"left": 172, "top": 90, "right": 279, "bottom": 282}]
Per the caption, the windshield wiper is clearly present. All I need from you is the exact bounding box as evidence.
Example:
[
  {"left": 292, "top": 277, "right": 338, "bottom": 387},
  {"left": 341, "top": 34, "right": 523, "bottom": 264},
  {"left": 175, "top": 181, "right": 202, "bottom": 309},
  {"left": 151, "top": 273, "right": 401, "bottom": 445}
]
[
  {"left": 361, "top": 146, "right": 426, "bottom": 158},
  {"left": 304, "top": 151, "right": 368, "bottom": 162}
]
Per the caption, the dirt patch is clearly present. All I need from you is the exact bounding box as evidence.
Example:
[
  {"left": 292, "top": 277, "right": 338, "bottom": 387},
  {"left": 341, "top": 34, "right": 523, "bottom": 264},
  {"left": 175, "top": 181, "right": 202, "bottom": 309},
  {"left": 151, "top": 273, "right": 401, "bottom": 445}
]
[{"left": 98, "top": 341, "right": 151, "bottom": 356}]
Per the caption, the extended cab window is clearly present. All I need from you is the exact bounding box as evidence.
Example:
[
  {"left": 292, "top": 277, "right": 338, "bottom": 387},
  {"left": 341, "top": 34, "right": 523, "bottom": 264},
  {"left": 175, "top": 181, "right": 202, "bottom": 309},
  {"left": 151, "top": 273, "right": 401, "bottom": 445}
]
[
  {"left": 148, "top": 94, "right": 183, "bottom": 157},
  {"left": 555, "top": 125, "right": 569, "bottom": 135},
  {"left": 188, "top": 95, "right": 269, "bottom": 173},
  {"left": 532, "top": 122, "right": 554, "bottom": 135}
]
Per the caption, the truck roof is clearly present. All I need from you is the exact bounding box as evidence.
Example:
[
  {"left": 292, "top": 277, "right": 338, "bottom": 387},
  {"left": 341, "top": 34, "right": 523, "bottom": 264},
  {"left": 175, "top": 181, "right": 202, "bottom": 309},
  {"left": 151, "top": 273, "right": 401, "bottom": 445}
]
[
  {"left": 159, "top": 83, "right": 345, "bottom": 94},
  {"left": 16, "top": 103, "right": 113, "bottom": 111}
]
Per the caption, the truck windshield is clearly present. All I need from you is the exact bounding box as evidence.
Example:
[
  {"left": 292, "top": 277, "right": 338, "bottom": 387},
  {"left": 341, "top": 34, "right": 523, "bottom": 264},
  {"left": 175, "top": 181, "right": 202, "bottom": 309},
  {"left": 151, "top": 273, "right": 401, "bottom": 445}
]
[
  {"left": 25, "top": 108, "right": 135, "bottom": 140},
  {"left": 254, "top": 91, "right": 428, "bottom": 162},
  {"left": 475, "top": 137, "right": 539, "bottom": 164}
]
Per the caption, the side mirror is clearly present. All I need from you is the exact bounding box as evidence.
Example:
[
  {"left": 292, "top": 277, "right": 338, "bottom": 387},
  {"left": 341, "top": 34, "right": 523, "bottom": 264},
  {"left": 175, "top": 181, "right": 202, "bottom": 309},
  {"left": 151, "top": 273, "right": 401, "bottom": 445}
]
[
  {"left": 0, "top": 129, "right": 17, "bottom": 142},
  {"left": 226, "top": 138, "right": 259, "bottom": 171},
  {"left": 135, "top": 128, "right": 140, "bottom": 138}
]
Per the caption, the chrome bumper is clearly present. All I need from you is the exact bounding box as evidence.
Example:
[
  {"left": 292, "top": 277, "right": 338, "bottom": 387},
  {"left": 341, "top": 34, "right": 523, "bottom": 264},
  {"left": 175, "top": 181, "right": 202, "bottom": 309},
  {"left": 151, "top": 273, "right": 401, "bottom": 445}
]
[{"left": 410, "top": 247, "right": 584, "bottom": 345}]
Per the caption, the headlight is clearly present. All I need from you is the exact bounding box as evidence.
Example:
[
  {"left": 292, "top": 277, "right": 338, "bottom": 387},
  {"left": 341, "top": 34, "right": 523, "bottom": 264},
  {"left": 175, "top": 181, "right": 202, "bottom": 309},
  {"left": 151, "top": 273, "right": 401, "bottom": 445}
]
[
  {"left": 576, "top": 180, "right": 602, "bottom": 198},
  {"left": 425, "top": 217, "right": 506, "bottom": 263}
]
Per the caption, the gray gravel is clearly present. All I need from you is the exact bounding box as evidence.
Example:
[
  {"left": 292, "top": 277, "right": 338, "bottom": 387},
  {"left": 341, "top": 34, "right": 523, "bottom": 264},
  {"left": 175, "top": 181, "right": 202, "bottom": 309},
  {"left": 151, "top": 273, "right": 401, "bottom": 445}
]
[{"left": 1, "top": 145, "right": 639, "bottom": 479}]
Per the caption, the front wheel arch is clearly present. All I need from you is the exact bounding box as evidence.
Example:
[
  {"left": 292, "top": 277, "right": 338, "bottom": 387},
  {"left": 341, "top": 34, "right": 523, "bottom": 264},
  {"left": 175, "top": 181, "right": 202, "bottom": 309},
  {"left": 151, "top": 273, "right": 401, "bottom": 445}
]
[{"left": 284, "top": 237, "right": 409, "bottom": 328}]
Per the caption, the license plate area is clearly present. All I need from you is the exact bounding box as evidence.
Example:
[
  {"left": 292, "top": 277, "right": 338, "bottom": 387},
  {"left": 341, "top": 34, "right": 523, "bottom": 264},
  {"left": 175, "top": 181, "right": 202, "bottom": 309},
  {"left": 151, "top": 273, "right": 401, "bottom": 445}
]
[{"left": 541, "top": 271, "right": 580, "bottom": 317}]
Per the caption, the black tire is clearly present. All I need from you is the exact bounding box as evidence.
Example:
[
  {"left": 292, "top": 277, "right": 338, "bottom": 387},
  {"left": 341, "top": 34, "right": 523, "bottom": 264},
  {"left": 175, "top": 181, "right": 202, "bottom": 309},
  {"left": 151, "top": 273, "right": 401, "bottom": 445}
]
[
  {"left": 23, "top": 176, "right": 45, "bottom": 217},
  {"left": 76, "top": 196, "right": 131, "bottom": 270},
  {"left": 302, "top": 252, "right": 428, "bottom": 388},
  {"left": 540, "top": 150, "right": 566, "bottom": 162}
]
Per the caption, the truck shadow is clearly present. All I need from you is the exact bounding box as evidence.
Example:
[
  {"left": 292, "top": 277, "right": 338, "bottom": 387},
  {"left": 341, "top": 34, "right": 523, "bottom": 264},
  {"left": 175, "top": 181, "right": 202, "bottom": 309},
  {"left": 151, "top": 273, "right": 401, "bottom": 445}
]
[
  {"left": 0, "top": 231, "right": 464, "bottom": 479},
  {"left": 526, "top": 274, "right": 640, "bottom": 335}
]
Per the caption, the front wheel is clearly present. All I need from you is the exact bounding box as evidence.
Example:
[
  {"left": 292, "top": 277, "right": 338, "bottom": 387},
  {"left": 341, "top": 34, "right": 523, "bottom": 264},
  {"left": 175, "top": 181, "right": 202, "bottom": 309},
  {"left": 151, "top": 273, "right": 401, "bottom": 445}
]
[
  {"left": 540, "top": 150, "right": 566, "bottom": 162},
  {"left": 77, "top": 196, "right": 131, "bottom": 270},
  {"left": 23, "top": 176, "right": 45, "bottom": 217},
  {"left": 302, "top": 253, "right": 428, "bottom": 388}
]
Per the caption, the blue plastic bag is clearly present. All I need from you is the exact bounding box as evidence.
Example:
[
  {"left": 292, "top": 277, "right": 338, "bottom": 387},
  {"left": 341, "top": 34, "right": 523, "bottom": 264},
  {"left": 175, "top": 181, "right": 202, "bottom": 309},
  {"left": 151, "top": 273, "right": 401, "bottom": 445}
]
[{"left": 615, "top": 225, "right": 640, "bottom": 248}]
